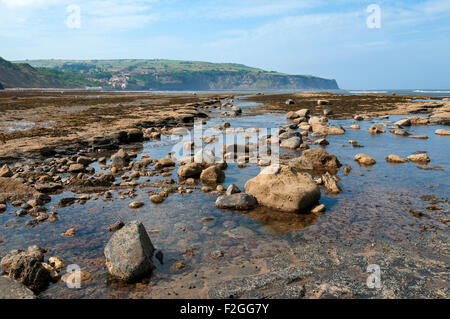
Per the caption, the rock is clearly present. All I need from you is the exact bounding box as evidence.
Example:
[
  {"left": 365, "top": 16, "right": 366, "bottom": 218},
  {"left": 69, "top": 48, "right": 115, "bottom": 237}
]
[
  {"left": 317, "top": 100, "right": 330, "bottom": 105},
  {"left": 286, "top": 112, "right": 299, "bottom": 120},
  {"left": 108, "top": 221, "right": 125, "bottom": 232},
  {"left": 296, "top": 109, "right": 310, "bottom": 117},
  {"left": 409, "top": 135, "right": 428, "bottom": 139},
  {"left": 354, "top": 115, "right": 364, "bottom": 121},
  {"left": 279, "top": 131, "right": 301, "bottom": 140},
  {"left": 171, "top": 127, "right": 190, "bottom": 136},
  {"left": 0, "top": 165, "right": 13, "bottom": 178},
  {"left": 386, "top": 154, "right": 407, "bottom": 164},
  {"left": 354, "top": 154, "right": 376, "bottom": 166},
  {"left": 110, "top": 155, "right": 126, "bottom": 169},
  {"left": 314, "top": 138, "right": 329, "bottom": 146},
  {"left": 245, "top": 165, "right": 320, "bottom": 213},
  {"left": 321, "top": 172, "right": 341, "bottom": 193},
  {"left": 68, "top": 164, "right": 85, "bottom": 173},
  {"left": 58, "top": 197, "right": 76, "bottom": 207},
  {"left": 311, "top": 204, "right": 326, "bottom": 214},
  {"left": 60, "top": 270, "right": 93, "bottom": 286},
  {"left": 200, "top": 166, "right": 225, "bottom": 184},
  {"left": 155, "top": 250, "right": 164, "bottom": 264},
  {"left": 311, "top": 124, "right": 345, "bottom": 135},
  {"left": 368, "top": 126, "right": 385, "bottom": 134},
  {"left": 226, "top": 184, "right": 241, "bottom": 196},
  {"left": 289, "top": 148, "right": 341, "bottom": 174},
  {"left": 407, "top": 153, "right": 430, "bottom": 163},
  {"left": 61, "top": 228, "right": 76, "bottom": 237},
  {"left": 48, "top": 257, "right": 65, "bottom": 270},
  {"left": 104, "top": 221, "right": 155, "bottom": 282},
  {"left": 435, "top": 129, "right": 450, "bottom": 136},
  {"left": 157, "top": 156, "right": 175, "bottom": 168},
  {"left": 0, "top": 248, "right": 51, "bottom": 292},
  {"left": 194, "top": 149, "right": 218, "bottom": 164},
  {"left": 323, "top": 109, "right": 333, "bottom": 116},
  {"left": 150, "top": 194, "right": 165, "bottom": 204},
  {"left": 0, "top": 276, "right": 36, "bottom": 299},
  {"left": 393, "top": 128, "right": 410, "bottom": 136},
  {"left": 348, "top": 124, "right": 360, "bottom": 130},
  {"left": 177, "top": 163, "right": 202, "bottom": 179},
  {"left": 280, "top": 136, "right": 302, "bottom": 149},
  {"left": 395, "top": 118, "right": 411, "bottom": 127},
  {"left": 34, "top": 182, "right": 62, "bottom": 193},
  {"left": 173, "top": 260, "right": 187, "bottom": 271},
  {"left": 129, "top": 201, "right": 144, "bottom": 209},
  {"left": 215, "top": 193, "right": 257, "bottom": 210},
  {"left": 285, "top": 99, "right": 295, "bottom": 105},
  {"left": 77, "top": 156, "right": 93, "bottom": 166}
]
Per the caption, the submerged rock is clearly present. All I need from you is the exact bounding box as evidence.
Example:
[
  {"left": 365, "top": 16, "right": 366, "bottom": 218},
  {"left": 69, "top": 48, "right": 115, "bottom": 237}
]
[
  {"left": 104, "top": 221, "right": 155, "bottom": 282},
  {"left": 215, "top": 193, "right": 257, "bottom": 210},
  {"left": 245, "top": 165, "right": 320, "bottom": 213}
]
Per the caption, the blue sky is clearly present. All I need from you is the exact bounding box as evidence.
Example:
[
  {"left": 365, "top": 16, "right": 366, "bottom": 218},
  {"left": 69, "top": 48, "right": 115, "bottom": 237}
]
[{"left": 1, "top": 0, "right": 450, "bottom": 89}]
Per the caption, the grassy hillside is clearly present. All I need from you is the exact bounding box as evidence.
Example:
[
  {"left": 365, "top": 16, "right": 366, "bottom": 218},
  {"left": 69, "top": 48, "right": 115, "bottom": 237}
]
[
  {"left": 10, "top": 59, "right": 339, "bottom": 90},
  {"left": 0, "top": 57, "right": 98, "bottom": 89}
]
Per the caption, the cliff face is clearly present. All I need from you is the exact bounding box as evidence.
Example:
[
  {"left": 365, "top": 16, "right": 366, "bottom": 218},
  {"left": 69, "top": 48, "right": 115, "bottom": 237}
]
[{"left": 129, "top": 71, "right": 339, "bottom": 91}]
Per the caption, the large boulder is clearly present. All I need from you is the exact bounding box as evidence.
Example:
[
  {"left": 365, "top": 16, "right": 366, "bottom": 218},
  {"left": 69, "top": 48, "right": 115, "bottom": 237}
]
[
  {"left": 245, "top": 165, "right": 320, "bottom": 213},
  {"left": 104, "top": 221, "right": 155, "bottom": 282},
  {"left": 200, "top": 166, "right": 225, "bottom": 184},
  {"left": 288, "top": 148, "right": 341, "bottom": 174},
  {"left": 177, "top": 163, "right": 203, "bottom": 179},
  {"left": 0, "top": 246, "right": 51, "bottom": 292},
  {"left": 215, "top": 193, "right": 257, "bottom": 210},
  {"left": 0, "top": 276, "right": 36, "bottom": 299}
]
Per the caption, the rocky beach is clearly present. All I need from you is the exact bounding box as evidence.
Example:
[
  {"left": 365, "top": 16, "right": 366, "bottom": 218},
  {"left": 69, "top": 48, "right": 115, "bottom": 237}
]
[{"left": 0, "top": 90, "right": 449, "bottom": 299}]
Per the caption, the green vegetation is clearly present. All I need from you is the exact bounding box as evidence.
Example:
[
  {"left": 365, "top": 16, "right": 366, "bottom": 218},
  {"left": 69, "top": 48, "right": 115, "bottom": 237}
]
[{"left": 7, "top": 58, "right": 339, "bottom": 90}]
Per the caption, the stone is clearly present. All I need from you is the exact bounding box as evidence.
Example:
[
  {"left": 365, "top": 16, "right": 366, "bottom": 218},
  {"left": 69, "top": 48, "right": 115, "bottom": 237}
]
[
  {"left": 395, "top": 118, "right": 411, "bottom": 127},
  {"left": 177, "top": 163, "right": 202, "bottom": 179},
  {"left": 68, "top": 164, "right": 85, "bottom": 173},
  {"left": 215, "top": 193, "right": 257, "bottom": 210},
  {"left": 354, "top": 115, "right": 364, "bottom": 121},
  {"left": 0, "top": 248, "right": 51, "bottom": 292},
  {"left": 129, "top": 201, "right": 144, "bottom": 209},
  {"left": 157, "top": 156, "right": 175, "bottom": 168},
  {"left": 200, "top": 166, "right": 225, "bottom": 184},
  {"left": 386, "top": 154, "right": 406, "bottom": 164},
  {"left": 108, "top": 221, "right": 125, "bottom": 232},
  {"left": 285, "top": 99, "right": 295, "bottom": 105},
  {"left": 194, "top": 149, "right": 218, "bottom": 164},
  {"left": 368, "top": 126, "right": 385, "bottom": 134},
  {"left": 0, "top": 276, "right": 36, "bottom": 299},
  {"left": 348, "top": 124, "right": 360, "bottom": 130},
  {"left": 435, "top": 129, "right": 450, "bottom": 136},
  {"left": 48, "top": 257, "right": 65, "bottom": 270},
  {"left": 342, "top": 164, "right": 352, "bottom": 176},
  {"left": 286, "top": 111, "right": 299, "bottom": 120},
  {"left": 321, "top": 172, "right": 341, "bottom": 193},
  {"left": 76, "top": 156, "right": 93, "bottom": 166},
  {"left": 314, "top": 138, "right": 329, "bottom": 146},
  {"left": 280, "top": 136, "right": 302, "bottom": 149},
  {"left": 58, "top": 197, "right": 76, "bottom": 207},
  {"left": 171, "top": 127, "right": 190, "bottom": 136},
  {"left": 245, "top": 165, "right": 320, "bottom": 213},
  {"left": 289, "top": 148, "right": 341, "bottom": 174},
  {"left": 407, "top": 153, "right": 430, "bottom": 163},
  {"left": 279, "top": 131, "right": 301, "bottom": 140},
  {"left": 311, "top": 204, "right": 326, "bottom": 214},
  {"left": 61, "top": 228, "right": 76, "bottom": 237},
  {"left": 317, "top": 100, "right": 330, "bottom": 105},
  {"left": 311, "top": 124, "right": 345, "bottom": 135},
  {"left": 150, "top": 194, "right": 165, "bottom": 204},
  {"left": 104, "top": 221, "right": 155, "bottom": 282},
  {"left": 0, "top": 203, "right": 6, "bottom": 212},
  {"left": 0, "top": 165, "right": 13, "bottom": 178},
  {"left": 354, "top": 154, "right": 376, "bottom": 166},
  {"left": 226, "top": 184, "right": 241, "bottom": 196},
  {"left": 296, "top": 109, "right": 310, "bottom": 117},
  {"left": 393, "top": 128, "right": 410, "bottom": 136}
]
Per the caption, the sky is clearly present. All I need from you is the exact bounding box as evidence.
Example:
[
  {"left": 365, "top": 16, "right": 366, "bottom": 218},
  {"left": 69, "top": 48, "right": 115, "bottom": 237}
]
[{"left": 1, "top": 0, "right": 450, "bottom": 89}]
